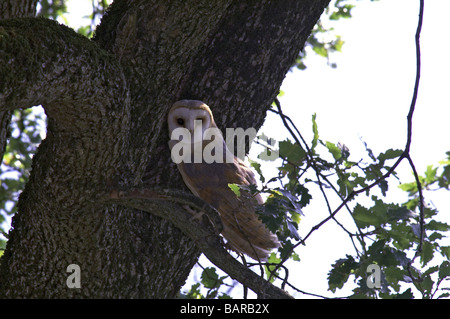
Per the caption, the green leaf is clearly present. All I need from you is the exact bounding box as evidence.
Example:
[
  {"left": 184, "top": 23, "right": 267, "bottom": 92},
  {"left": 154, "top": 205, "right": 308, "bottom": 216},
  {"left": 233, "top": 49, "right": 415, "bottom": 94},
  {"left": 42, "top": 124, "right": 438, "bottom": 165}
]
[
  {"left": 312, "top": 44, "right": 328, "bottom": 58},
  {"left": 237, "top": 184, "right": 259, "bottom": 196},
  {"left": 291, "top": 251, "right": 300, "bottom": 262},
  {"left": 248, "top": 159, "right": 265, "bottom": 183},
  {"left": 277, "top": 189, "right": 304, "bottom": 216},
  {"left": 325, "top": 141, "right": 342, "bottom": 161},
  {"left": 184, "top": 283, "right": 202, "bottom": 299},
  {"left": 438, "top": 292, "right": 450, "bottom": 299},
  {"left": 265, "top": 253, "right": 281, "bottom": 282},
  {"left": 439, "top": 261, "right": 450, "bottom": 280},
  {"left": 278, "top": 139, "right": 306, "bottom": 165},
  {"left": 332, "top": 37, "right": 344, "bottom": 52},
  {"left": 278, "top": 239, "right": 294, "bottom": 260},
  {"left": 420, "top": 241, "right": 434, "bottom": 267},
  {"left": 387, "top": 206, "right": 416, "bottom": 222},
  {"left": 398, "top": 182, "right": 418, "bottom": 195},
  {"left": 257, "top": 197, "right": 284, "bottom": 233},
  {"left": 311, "top": 113, "right": 319, "bottom": 152},
  {"left": 201, "top": 267, "right": 222, "bottom": 289},
  {"left": 438, "top": 165, "right": 450, "bottom": 188},
  {"left": 290, "top": 211, "right": 301, "bottom": 225},
  {"left": 384, "top": 266, "right": 406, "bottom": 290},
  {"left": 353, "top": 204, "right": 383, "bottom": 228},
  {"left": 228, "top": 183, "right": 241, "bottom": 197},
  {"left": 378, "top": 149, "right": 403, "bottom": 162},
  {"left": 424, "top": 165, "right": 438, "bottom": 184},
  {"left": 428, "top": 232, "right": 443, "bottom": 242},
  {"left": 423, "top": 265, "right": 439, "bottom": 277},
  {"left": 389, "top": 224, "right": 415, "bottom": 250},
  {"left": 286, "top": 219, "right": 300, "bottom": 240},
  {"left": 440, "top": 246, "right": 450, "bottom": 259},
  {"left": 392, "top": 288, "right": 414, "bottom": 299},
  {"left": 426, "top": 220, "right": 450, "bottom": 232},
  {"left": 422, "top": 275, "right": 434, "bottom": 297},
  {"left": 295, "top": 184, "right": 312, "bottom": 208},
  {"left": 328, "top": 255, "right": 358, "bottom": 292},
  {"left": 375, "top": 246, "right": 410, "bottom": 268},
  {"left": 378, "top": 179, "right": 389, "bottom": 196}
]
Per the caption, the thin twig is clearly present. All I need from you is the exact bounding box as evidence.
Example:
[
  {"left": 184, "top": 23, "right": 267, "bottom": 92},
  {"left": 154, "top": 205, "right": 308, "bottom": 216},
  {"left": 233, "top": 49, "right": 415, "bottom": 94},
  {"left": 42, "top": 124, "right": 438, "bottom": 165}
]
[
  {"left": 269, "top": 0, "right": 425, "bottom": 274},
  {"left": 407, "top": 0, "right": 425, "bottom": 253}
]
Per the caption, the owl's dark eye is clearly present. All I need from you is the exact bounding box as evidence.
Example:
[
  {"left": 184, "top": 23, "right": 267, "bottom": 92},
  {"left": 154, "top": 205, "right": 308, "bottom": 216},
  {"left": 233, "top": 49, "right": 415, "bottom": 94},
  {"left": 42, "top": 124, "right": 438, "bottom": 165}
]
[{"left": 177, "top": 118, "right": 184, "bottom": 126}]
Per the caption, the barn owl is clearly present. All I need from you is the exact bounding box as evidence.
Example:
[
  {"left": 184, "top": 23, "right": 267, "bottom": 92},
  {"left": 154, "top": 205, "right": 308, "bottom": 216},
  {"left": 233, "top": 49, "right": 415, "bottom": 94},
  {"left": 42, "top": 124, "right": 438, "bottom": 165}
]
[{"left": 167, "top": 100, "right": 280, "bottom": 261}]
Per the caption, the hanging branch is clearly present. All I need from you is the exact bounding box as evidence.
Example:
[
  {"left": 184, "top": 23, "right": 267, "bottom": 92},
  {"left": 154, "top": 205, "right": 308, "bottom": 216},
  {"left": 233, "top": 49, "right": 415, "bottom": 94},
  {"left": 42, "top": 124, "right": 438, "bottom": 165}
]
[
  {"left": 405, "top": 0, "right": 425, "bottom": 253},
  {"left": 270, "top": 0, "right": 426, "bottom": 269}
]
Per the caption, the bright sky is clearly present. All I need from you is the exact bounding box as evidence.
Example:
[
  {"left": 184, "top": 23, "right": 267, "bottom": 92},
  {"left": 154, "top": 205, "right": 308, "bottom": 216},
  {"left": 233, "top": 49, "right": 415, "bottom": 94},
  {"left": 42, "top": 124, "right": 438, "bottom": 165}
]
[
  {"left": 2, "top": 0, "right": 449, "bottom": 298},
  {"left": 255, "top": 0, "right": 450, "bottom": 298}
]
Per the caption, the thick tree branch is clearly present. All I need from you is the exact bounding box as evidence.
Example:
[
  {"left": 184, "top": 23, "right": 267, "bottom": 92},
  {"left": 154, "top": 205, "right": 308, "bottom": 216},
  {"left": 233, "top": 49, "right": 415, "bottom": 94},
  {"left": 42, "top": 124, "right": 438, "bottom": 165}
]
[
  {"left": 0, "top": 0, "right": 38, "bottom": 170},
  {"left": 0, "top": 0, "right": 37, "bottom": 20},
  {"left": 0, "top": 17, "right": 131, "bottom": 189},
  {"left": 0, "top": 18, "right": 129, "bottom": 130},
  {"left": 109, "top": 188, "right": 293, "bottom": 299}
]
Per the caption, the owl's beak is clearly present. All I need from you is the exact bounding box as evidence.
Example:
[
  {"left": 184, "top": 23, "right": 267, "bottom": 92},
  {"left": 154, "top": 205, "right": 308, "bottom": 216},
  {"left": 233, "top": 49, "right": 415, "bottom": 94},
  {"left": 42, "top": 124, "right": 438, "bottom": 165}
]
[{"left": 189, "top": 120, "right": 204, "bottom": 144}]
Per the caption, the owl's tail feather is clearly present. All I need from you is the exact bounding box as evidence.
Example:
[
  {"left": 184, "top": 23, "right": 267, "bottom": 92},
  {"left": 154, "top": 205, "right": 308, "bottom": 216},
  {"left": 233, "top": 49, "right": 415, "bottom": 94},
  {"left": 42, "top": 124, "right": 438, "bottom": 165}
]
[{"left": 221, "top": 207, "right": 280, "bottom": 262}]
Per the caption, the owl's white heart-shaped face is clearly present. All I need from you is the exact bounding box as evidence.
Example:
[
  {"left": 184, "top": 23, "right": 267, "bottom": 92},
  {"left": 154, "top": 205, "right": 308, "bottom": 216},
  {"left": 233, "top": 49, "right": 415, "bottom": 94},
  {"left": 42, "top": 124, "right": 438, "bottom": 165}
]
[
  {"left": 168, "top": 107, "right": 211, "bottom": 136},
  {"left": 168, "top": 100, "right": 214, "bottom": 145}
]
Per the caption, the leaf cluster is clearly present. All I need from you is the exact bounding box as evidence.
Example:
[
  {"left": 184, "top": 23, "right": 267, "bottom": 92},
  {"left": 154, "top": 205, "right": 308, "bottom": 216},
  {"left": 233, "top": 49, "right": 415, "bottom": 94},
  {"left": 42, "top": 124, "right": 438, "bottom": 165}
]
[
  {"left": 181, "top": 266, "right": 232, "bottom": 299},
  {"left": 323, "top": 148, "right": 450, "bottom": 299},
  {"left": 38, "top": 0, "right": 111, "bottom": 38},
  {"left": 296, "top": 0, "right": 379, "bottom": 70},
  {"left": 250, "top": 102, "right": 450, "bottom": 298}
]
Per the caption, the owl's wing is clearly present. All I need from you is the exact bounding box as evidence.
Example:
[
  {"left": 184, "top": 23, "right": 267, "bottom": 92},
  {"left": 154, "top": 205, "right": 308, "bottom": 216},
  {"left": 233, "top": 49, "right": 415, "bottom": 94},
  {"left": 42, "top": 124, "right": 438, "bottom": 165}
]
[{"left": 178, "top": 153, "right": 280, "bottom": 261}]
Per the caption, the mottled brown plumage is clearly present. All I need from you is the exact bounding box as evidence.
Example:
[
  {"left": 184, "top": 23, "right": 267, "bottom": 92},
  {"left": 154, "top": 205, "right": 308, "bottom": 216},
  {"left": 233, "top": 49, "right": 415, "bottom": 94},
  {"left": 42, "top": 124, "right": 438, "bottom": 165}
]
[{"left": 168, "top": 100, "right": 280, "bottom": 261}]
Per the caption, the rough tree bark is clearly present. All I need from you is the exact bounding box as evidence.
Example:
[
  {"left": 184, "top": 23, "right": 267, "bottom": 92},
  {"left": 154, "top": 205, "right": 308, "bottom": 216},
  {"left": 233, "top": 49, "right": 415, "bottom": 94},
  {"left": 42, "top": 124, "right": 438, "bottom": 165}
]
[
  {"left": 0, "top": 0, "right": 329, "bottom": 298},
  {"left": 0, "top": 0, "right": 37, "bottom": 172}
]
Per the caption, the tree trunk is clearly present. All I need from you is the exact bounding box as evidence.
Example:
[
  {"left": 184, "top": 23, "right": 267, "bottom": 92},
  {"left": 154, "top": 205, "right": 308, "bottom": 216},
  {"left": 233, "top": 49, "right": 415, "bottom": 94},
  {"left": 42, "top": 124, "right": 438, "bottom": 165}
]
[{"left": 0, "top": 0, "right": 329, "bottom": 298}]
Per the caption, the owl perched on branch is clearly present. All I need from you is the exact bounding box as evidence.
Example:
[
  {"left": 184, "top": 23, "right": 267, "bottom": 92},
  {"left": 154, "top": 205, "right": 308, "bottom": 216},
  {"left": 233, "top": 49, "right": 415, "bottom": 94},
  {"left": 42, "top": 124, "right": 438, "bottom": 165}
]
[{"left": 167, "top": 100, "right": 280, "bottom": 261}]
